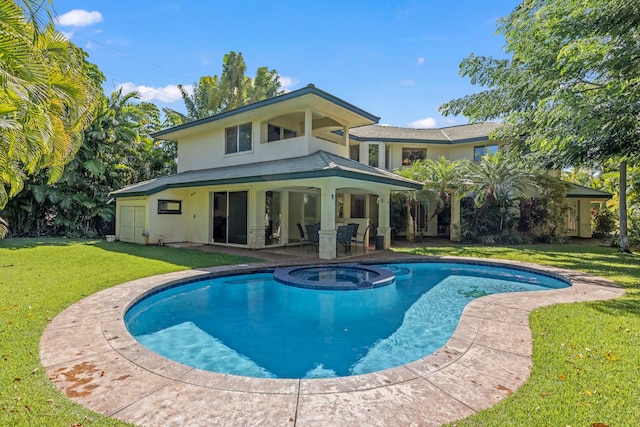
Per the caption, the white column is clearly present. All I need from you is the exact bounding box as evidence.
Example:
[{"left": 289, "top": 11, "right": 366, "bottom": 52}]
[
  {"left": 305, "top": 109, "right": 313, "bottom": 139},
  {"left": 319, "top": 183, "right": 337, "bottom": 259},
  {"left": 377, "top": 191, "right": 391, "bottom": 249},
  {"left": 450, "top": 193, "right": 461, "bottom": 242}
]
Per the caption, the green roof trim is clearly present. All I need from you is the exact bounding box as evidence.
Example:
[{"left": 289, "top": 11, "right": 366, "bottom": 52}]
[
  {"left": 347, "top": 134, "right": 492, "bottom": 145},
  {"left": 564, "top": 182, "right": 612, "bottom": 200},
  {"left": 111, "top": 150, "right": 422, "bottom": 197},
  {"left": 151, "top": 84, "right": 380, "bottom": 139}
]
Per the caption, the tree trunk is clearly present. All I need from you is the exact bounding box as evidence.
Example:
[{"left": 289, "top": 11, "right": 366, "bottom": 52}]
[{"left": 618, "top": 161, "right": 631, "bottom": 253}]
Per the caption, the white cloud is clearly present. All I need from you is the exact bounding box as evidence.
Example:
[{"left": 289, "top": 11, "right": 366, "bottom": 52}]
[
  {"left": 407, "top": 117, "right": 437, "bottom": 128},
  {"left": 417, "top": 57, "right": 425, "bottom": 65},
  {"left": 401, "top": 79, "right": 415, "bottom": 86},
  {"left": 117, "top": 82, "right": 189, "bottom": 103},
  {"left": 57, "top": 10, "right": 103, "bottom": 27},
  {"left": 278, "top": 76, "right": 299, "bottom": 91}
]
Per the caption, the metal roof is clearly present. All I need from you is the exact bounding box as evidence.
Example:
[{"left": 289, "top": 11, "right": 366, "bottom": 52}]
[{"left": 112, "top": 150, "right": 423, "bottom": 197}]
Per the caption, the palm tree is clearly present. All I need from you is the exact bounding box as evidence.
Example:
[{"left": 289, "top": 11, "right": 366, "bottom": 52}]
[
  {"left": 462, "top": 150, "right": 537, "bottom": 239},
  {"left": 395, "top": 156, "right": 467, "bottom": 238},
  {"left": 169, "top": 51, "right": 283, "bottom": 123},
  {"left": 0, "top": 0, "right": 103, "bottom": 236}
]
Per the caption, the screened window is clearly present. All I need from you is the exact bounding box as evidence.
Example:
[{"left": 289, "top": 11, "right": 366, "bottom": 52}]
[
  {"left": 349, "top": 144, "right": 360, "bottom": 161},
  {"left": 267, "top": 124, "right": 297, "bottom": 142},
  {"left": 402, "top": 147, "right": 426, "bottom": 165},
  {"left": 158, "top": 199, "right": 182, "bottom": 214},
  {"left": 225, "top": 123, "right": 252, "bottom": 154},
  {"left": 473, "top": 144, "right": 499, "bottom": 161},
  {"left": 368, "top": 144, "right": 379, "bottom": 167},
  {"left": 350, "top": 195, "right": 365, "bottom": 218}
]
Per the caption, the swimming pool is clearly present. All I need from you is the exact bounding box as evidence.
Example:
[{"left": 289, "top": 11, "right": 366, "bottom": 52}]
[{"left": 124, "top": 262, "right": 568, "bottom": 379}]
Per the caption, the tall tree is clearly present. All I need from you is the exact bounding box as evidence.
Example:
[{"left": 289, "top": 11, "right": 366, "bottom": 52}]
[
  {"left": 170, "top": 51, "right": 283, "bottom": 122},
  {"left": 440, "top": 0, "right": 640, "bottom": 252},
  {"left": 0, "top": 0, "right": 103, "bottom": 233},
  {"left": 3, "top": 90, "right": 175, "bottom": 237},
  {"left": 395, "top": 156, "right": 467, "bottom": 230}
]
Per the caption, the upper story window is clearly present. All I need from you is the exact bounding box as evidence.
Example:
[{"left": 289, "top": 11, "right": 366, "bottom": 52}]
[
  {"left": 349, "top": 144, "right": 360, "bottom": 161},
  {"left": 473, "top": 144, "right": 499, "bottom": 161},
  {"left": 267, "top": 124, "right": 297, "bottom": 142},
  {"left": 225, "top": 123, "right": 252, "bottom": 154},
  {"left": 402, "top": 147, "right": 426, "bottom": 165},
  {"left": 368, "top": 144, "right": 379, "bottom": 167}
]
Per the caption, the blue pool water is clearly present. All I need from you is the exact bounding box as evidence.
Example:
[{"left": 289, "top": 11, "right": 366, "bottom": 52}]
[{"left": 125, "top": 262, "right": 568, "bottom": 379}]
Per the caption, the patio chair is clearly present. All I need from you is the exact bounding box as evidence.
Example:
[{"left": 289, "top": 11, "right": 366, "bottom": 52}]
[
  {"left": 336, "top": 225, "right": 352, "bottom": 254},
  {"left": 296, "top": 223, "right": 307, "bottom": 251},
  {"left": 352, "top": 224, "right": 371, "bottom": 253},
  {"left": 348, "top": 223, "right": 359, "bottom": 246},
  {"left": 305, "top": 224, "right": 320, "bottom": 252}
]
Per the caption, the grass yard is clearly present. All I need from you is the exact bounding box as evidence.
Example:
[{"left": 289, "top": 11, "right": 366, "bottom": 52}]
[
  {"left": 0, "top": 239, "right": 638, "bottom": 426},
  {"left": 395, "top": 244, "right": 640, "bottom": 427},
  {"left": 0, "top": 238, "right": 257, "bottom": 426}
]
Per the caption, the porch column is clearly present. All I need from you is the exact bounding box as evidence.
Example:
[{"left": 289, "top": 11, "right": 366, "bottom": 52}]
[
  {"left": 319, "top": 183, "right": 337, "bottom": 260},
  {"left": 343, "top": 125, "right": 349, "bottom": 146},
  {"left": 249, "top": 190, "right": 266, "bottom": 249},
  {"left": 305, "top": 109, "right": 313, "bottom": 138},
  {"left": 450, "top": 192, "right": 461, "bottom": 242},
  {"left": 578, "top": 199, "right": 592, "bottom": 238},
  {"left": 377, "top": 191, "right": 391, "bottom": 249}
]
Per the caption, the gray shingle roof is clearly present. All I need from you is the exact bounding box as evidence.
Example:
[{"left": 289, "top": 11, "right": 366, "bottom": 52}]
[
  {"left": 349, "top": 122, "right": 502, "bottom": 144},
  {"left": 112, "top": 151, "right": 423, "bottom": 197}
]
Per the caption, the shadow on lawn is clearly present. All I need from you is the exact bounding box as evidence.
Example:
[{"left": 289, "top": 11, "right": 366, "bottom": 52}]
[
  {"left": 92, "top": 240, "right": 260, "bottom": 268},
  {"left": 0, "top": 237, "right": 260, "bottom": 269},
  {"left": 0, "top": 237, "right": 82, "bottom": 250}
]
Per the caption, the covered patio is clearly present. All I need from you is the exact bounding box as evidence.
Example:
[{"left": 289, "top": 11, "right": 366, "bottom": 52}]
[{"left": 112, "top": 150, "right": 422, "bottom": 260}]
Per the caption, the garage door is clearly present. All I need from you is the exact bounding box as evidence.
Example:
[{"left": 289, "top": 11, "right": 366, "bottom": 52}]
[{"left": 120, "top": 206, "right": 146, "bottom": 244}]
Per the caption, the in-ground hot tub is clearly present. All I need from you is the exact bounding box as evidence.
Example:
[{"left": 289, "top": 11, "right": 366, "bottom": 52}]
[{"left": 272, "top": 264, "right": 396, "bottom": 290}]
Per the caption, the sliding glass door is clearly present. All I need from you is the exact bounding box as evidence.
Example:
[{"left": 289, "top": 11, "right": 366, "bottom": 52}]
[{"left": 212, "top": 191, "right": 248, "bottom": 245}]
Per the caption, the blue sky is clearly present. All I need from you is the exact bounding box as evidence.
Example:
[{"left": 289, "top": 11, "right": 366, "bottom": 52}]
[{"left": 53, "top": 0, "right": 520, "bottom": 128}]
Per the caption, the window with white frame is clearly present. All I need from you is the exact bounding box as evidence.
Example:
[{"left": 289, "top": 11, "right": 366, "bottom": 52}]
[
  {"left": 473, "top": 144, "right": 499, "bottom": 161},
  {"left": 368, "top": 144, "right": 379, "bottom": 167},
  {"left": 267, "top": 124, "right": 297, "bottom": 142},
  {"left": 349, "top": 144, "right": 360, "bottom": 161},
  {"left": 225, "top": 123, "right": 252, "bottom": 154},
  {"left": 402, "top": 147, "right": 426, "bottom": 165}
]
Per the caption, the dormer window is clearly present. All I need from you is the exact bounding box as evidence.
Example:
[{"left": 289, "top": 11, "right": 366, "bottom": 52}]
[
  {"left": 225, "top": 123, "right": 252, "bottom": 154},
  {"left": 267, "top": 124, "right": 297, "bottom": 142}
]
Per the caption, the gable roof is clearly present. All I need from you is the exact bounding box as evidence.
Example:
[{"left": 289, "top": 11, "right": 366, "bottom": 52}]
[
  {"left": 564, "top": 182, "right": 612, "bottom": 200},
  {"left": 152, "top": 84, "right": 380, "bottom": 141},
  {"left": 111, "top": 150, "right": 423, "bottom": 197},
  {"left": 348, "top": 122, "right": 502, "bottom": 144}
]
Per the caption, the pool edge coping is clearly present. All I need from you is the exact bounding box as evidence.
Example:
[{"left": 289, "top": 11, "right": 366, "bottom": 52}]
[{"left": 39, "top": 256, "right": 625, "bottom": 426}]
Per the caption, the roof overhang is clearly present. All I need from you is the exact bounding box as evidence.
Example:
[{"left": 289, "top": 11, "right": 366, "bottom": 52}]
[
  {"left": 152, "top": 85, "right": 380, "bottom": 141},
  {"left": 111, "top": 151, "right": 422, "bottom": 198},
  {"left": 564, "top": 182, "right": 612, "bottom": 200}
]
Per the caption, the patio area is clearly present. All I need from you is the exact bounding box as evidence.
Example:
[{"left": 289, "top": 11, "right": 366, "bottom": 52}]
[{"left": 39, "top": 249, "right": 624, "bottom": 426}]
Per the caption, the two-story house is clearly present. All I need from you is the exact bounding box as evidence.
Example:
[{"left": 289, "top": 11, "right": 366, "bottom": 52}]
[{"left": 111, "top": 84, "right": 610, "bottom": 259}]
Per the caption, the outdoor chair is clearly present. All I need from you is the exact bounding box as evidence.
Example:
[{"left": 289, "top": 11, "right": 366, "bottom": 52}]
[
  {"left": 336, "top": 225, "right": 353, "bottom": 254},
  {"left": 296, "top": 223, "right": 307, "bottom": 251},
  {"left": 348, "top": 223, "right": 359, "bottom": 247},
  {"left": 352, "top": 224, "right": 371, "bottom": 253},
  {"left": 305, "top": 224, "right": 320, "bottom": 252}
]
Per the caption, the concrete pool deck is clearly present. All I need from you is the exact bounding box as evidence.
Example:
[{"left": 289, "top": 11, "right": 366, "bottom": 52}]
[{"left": 39, "top": 251, "right": 624, "bottom": 426}]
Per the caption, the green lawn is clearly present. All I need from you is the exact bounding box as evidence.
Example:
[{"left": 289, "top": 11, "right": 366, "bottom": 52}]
[
  {"left": 1, "top": 239, "right": 638, "bottom": 426},
  {"left": 0, "top": 238, "right": 257, "bottom": 426},
  {"left": 395, "top": 244, "right": 640, "bottom": 427}
]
